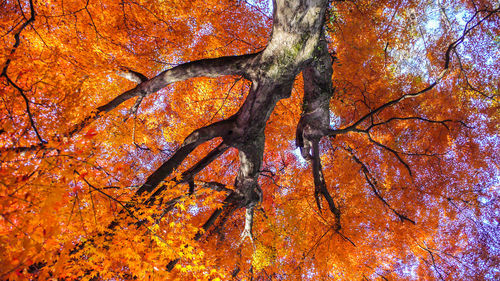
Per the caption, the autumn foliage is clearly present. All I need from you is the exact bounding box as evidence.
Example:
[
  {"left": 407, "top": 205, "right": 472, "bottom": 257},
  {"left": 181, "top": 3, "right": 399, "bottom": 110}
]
[{"left": 0, "top": 0, "right": 499, "bottom": 280}]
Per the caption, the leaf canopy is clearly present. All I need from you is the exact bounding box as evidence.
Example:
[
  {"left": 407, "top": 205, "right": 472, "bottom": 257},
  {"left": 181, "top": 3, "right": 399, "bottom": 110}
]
[{"left": 0, "top": 0, "right": 499, "bottom": 280}]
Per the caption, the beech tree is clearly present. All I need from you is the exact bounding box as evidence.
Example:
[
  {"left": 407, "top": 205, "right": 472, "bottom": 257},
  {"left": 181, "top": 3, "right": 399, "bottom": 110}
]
[{"left": 1, "top": 0, "right": 499, "bottom": 279}]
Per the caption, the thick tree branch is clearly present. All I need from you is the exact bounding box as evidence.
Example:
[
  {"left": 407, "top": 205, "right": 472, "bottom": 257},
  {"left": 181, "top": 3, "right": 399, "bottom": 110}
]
[
  {"left": 98, "top": 53, "right": 259, "bottom": 112},
  {"left": 239, "top": 207, "right": 255, "bottom": 244},
  {"left": 200, "top": 181, "right": 233, "bottom": 193},
  {"left": 214, "top": 138, "right": 265, "bottom": 245},
  {"left": 2, "top": 53, "right": 259, "bottom": 153},
  {"left": 117, "top": 69, "right": 149, "bottom": 121},
  {"left": 311, "top": 141, "right": 341, "bottom": 230},
  {"left": 295, "top": 36, "right": 333, "bottom": 156},
  {"left": 294, "top": 36, "right": 342, "bottom": 228},
  {"left": 68, "top": 53, "right": 259, "bottom": 138},
  {"left": 135, "top": 118, "right": 234, "bottom": 196},
  {"left": 145, "top": 142, "right": 230, "bottom": 203},
  {"left": 233, "top": 141, "right": 263, "bottom": 208},
  {"left": 117, "top": 68, "right": 148, "bottom": 83}
]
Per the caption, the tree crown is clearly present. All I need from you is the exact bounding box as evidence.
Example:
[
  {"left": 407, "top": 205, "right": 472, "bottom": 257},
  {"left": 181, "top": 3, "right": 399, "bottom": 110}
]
[{"left": 0, "top": 0, "right": 498, "bottom": 280}]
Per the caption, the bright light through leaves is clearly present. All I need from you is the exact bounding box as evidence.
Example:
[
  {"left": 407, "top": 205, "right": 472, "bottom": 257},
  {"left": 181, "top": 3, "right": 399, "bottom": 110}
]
[{"left": 0, "top": 0, "right": 498, "bottom": 280}]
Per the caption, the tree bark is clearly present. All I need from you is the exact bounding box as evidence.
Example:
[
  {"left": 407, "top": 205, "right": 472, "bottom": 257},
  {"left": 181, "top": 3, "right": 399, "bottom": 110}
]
[
  {"left": 62, "top": 0, "right": 339, "bottom": 267},
  {"left": 136, "top": 0, "right": 335, "bottom": 238}
]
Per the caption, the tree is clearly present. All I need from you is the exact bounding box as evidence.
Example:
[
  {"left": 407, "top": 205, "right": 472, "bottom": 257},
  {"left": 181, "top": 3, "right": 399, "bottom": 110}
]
[{"left": 0, "top": 0, "right": 498, "bottom": 279}]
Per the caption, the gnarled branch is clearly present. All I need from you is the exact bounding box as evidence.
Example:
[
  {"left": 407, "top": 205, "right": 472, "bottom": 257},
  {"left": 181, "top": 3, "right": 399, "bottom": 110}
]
[{"left": 136, "top": 118, "right": 234, "bottom": 196}]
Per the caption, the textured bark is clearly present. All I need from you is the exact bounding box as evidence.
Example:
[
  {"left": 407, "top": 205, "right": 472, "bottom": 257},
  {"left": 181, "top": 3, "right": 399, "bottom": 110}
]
[
  {"left": 132, "top": 0, "right": 335, "bottom": 239},
  {"left": 133, "top": 0, "right": 333, "bottom": 213},
  {"left": 65, "top": 0, "right": 336, "bottom": 261},
  {"left": 135, "top": 118, "right": 234, "bottom": 196}
]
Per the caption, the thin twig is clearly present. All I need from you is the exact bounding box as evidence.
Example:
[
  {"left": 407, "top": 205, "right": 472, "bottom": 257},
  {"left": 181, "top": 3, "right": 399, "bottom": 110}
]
[{"left": 344, "top": 147, "right": 416, "bottom": 224}]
